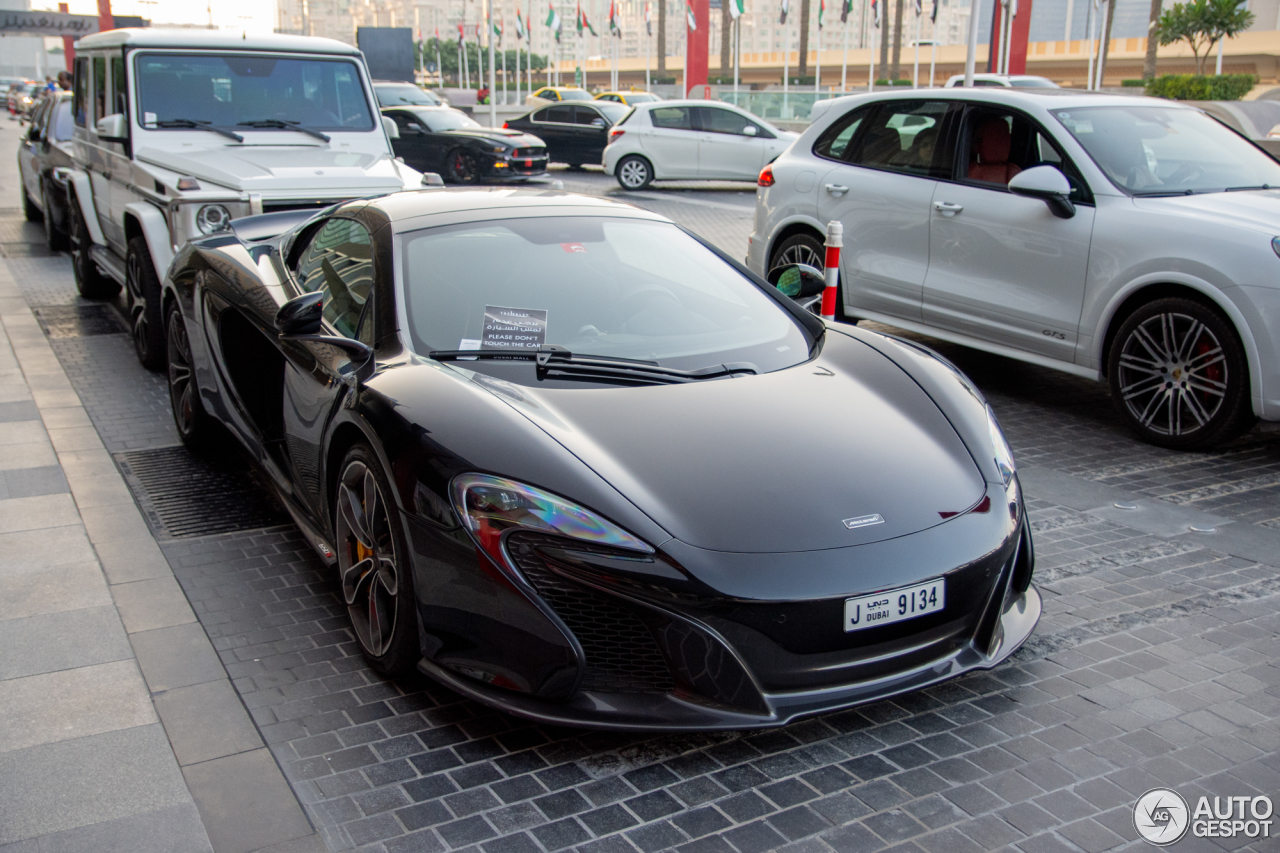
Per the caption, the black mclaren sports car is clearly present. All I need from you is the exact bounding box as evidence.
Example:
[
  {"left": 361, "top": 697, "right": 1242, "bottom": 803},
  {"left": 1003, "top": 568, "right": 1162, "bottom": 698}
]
[{"left": 162, "top": 188, "right": 1039, "bottom": 730}]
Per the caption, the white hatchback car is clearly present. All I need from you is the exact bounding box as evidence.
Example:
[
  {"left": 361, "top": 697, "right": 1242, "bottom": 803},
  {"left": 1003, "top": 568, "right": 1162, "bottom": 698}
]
[
  {"left": 603, "top": 101, "right": 797, "bottom": 189},
  {"left": 748, "top": 89, "right": 1280, "bottom": 449}
]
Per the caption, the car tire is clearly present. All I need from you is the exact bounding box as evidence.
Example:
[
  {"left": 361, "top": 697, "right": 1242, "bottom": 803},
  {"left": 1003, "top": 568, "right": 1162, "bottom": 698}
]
[
  {"left": 616, "top": 155, "right": 652, "bottom": 190},
  {"left": 126, "top": 237, "right": 166, "bottom": 371},
  {"left": 445, "top": 148, "right": 480, "bottom": 184},
  {"left": 22, "top": 186, "right": 41, "bottom": 223},
  {"left": 1107, "top": 296, "right": 1255, "bottom": 450},
  {"left": 42, "top": 183, "right": 67, "bottom": 252},
  {"left": 165, "top": 301, "right": 220, "bottom": 451},
  {"left": 69, "top": 193, "right": 119, "bottom": 300},
  {"left": 334, "top": 443, "right": 420, "bottom": 675},
  {"left": 770, "top": 232, "right": 851, "bottom": 323}
]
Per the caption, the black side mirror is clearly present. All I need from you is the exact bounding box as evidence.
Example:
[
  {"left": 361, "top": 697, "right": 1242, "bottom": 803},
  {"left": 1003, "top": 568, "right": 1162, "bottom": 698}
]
[
  {"left": 276, "top": 292, "right": 323, "bottom": 335},
  {"left": 1007, "top": 165, "right": 1076, "bottom": 219},
  {"left": 770, "top": 263, "right": 826, "bottom": 299}
]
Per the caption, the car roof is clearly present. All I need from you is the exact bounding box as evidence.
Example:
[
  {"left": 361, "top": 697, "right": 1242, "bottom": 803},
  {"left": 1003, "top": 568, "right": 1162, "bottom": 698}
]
[
  {"left": 75, "top": 27, "right": 361, "bottom": 55},
  {"left": 820, "top": 88, "right": 1183, "bottom": 110},
  {"left": 368, "top": 188, "right": 667, "bottom": 230}
]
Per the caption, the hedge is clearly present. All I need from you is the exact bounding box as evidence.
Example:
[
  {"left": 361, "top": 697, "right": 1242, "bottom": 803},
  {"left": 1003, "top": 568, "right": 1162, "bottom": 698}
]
[{"left": 1144, "top": 73, "right": 1257, "bottom": 100}]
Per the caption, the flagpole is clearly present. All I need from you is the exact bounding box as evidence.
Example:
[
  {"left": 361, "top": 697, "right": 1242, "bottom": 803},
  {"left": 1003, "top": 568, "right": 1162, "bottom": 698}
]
[
  {"left": 867, "top": 0, "right": 875, "bottom": 91},
  {"left": 912, "top": 8, "right": 919, "bottom": 86},
  {"left": 962, "top": 0, "right": 977, "bottom": 85},
  {"left": 733, "top": 19, "right": 739, "bottom": 96},
  {"left": 815, "top": 7, "right": 822, "bottom": 96},
  {"left": 929, "top": 37, "right": 935, "bottom": 86},
  {"left": 782, "top": 7, "right": 789, "bottom": 117},
  {"left": 646, "top": 9, "right": 651, "bottom": 91},
  {"left": 841, "top": 14, "right": 847, "bottom": 92},
  {"left": 488, "top": 0, "right": 497, "bottom": 126}
]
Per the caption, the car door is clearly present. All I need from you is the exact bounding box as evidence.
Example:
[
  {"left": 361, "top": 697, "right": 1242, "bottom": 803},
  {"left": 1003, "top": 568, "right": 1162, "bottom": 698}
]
[
  {"left": 280, "top": 216, "right": 378, "bottom": 513},
  {"left": 818, "top": 99, "right": 955, "bottom": 322},
  {"left": 922, "top": 105, "right": 1095, "bottom": 361},
  {"left": 386, "top": 109, "right": 434, "bottom": 170},
  {"left": 532, "top": 105, "right": 575, "bottom": 163},
  {"left": 695, "top": 106, "right": 772, "bottom": 179},
  {"left": 643, "top": 105, "right": 699, "bottom": 178},
  {"left": 571, "top": 105, "right": 609, "bottom": 163}
]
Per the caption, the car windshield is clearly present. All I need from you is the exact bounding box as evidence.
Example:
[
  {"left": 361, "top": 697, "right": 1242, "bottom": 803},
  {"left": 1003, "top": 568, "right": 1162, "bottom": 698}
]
[
  {"left": 134, "top": 53, "right": 375, "bottom": 132},
  {"left": 559, "top": 89, "right": 593, "bottom": 101},
  {"left": 376, "top": 84, "right": 441, "bottom": 107},
  {"left": 402, "top": 216, "right": 811, "bottom": 379},
  {"left": 51, "top": 99, "right": 73, "bottom": 141},
  {"left": 593, "top": 102, "right": 630, "bottom": 123},
  {"left": 1053, "top": 105, "right": 1280, "bottom": 194},
  {"left": 416, "top": 108, "right": 480, "bottom": 131}
]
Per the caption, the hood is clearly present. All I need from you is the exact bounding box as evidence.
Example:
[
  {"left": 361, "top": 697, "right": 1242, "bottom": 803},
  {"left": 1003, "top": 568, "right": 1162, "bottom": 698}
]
[
  {"left": 1134, "top": 188, "right": 1280, "bottom": 235},
  {"left": 136, "top": 145, "right": 410, "bottom": 193},
  {"left": 442, "top": 128, "right": 542, "bottom": 146},
  {"left": 474, "top": 333, "right": 986, "bottom": 554}
]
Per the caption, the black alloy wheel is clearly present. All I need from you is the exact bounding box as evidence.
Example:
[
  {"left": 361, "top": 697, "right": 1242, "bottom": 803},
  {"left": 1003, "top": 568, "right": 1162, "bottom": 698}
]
[
  {"left": 1108, "top": 297, "right": 1254, "bottom": 449},
  {"left": 616, "top": 155, "right": 652, "bottom": 190},
  {"left": 68, "top": 192, "right": 119, "bottom": 299},
  {"left": 22, "top": 186, "right": 41, "bottom": 222},
  {"left": 165, "top": 302, "right": 218, "bottom": 450},
  {"left": 445, "top": 148, "right": 481, "bottom": 184},
  {"left": 126, "top": 237, "right": 166, "bottom": 371},
  {"left": 42, "top": 183, "right": 66, "bottom": 252},
  {"left": 334, "top": 445, "right": 419, "bottom": 674},
  {"left": 770, "top": 232, "right": 850, "bottom": 322}
]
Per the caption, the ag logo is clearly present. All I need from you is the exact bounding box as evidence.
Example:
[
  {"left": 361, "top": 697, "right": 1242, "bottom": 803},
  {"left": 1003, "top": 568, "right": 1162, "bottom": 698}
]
[{"left": 1134, "top": 788, "right": 1190, "bottom": 845}]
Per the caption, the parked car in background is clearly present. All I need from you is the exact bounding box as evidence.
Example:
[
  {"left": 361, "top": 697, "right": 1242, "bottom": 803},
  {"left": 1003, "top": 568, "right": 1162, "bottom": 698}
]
[
  {"left": 603, "top": 101, "right": 796, "bottom": 190},
  {"left": 384, "top": 106, "right": 547, "bottom": 182},
  {"left": 750, "top": 88, "right": 1280, "bottom": 449},
  {"left": 504, "top": 100, "right": 628, "bottom": 167},
  {"left": 944, "top": 74, "right": 1059, "bottom": 88},
  {"left": 525, "top": 86, "right": 593, "bottom": 108},
  {"left": 64, "top": 28, "right": 422, "bottom": 372},
  {"left": 162, "top": 186, "right": 1037, "bottom": 729},
  {"left": 17, "top": 91, "right": 75, "bottom": 250},
  {"left": 595, "top": 91, "right": 662, "bottom": 106},
  {"left": 374, "top": 81, "right": 446, "bottom": 108},
  {"left": 8, "top": 81, "right": 39, "bottom": 116}
]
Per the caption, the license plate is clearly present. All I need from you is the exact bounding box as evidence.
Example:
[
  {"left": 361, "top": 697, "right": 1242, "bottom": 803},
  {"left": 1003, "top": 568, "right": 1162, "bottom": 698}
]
[
  {"left": 844, "top": 579, "right": 945, "bottom": 632},
  {"left": 525, "top": 159, "right": 532, "bottom": 167}
]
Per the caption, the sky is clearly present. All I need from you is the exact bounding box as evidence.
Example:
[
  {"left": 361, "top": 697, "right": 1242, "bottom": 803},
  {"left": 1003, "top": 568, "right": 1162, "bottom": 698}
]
[{"left": 38, "top": 0, "right": 279, "bottom": 35}]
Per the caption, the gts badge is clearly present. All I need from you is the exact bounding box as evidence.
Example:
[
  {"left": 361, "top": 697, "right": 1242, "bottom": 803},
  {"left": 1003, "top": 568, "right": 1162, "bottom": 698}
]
[{"left": 843, "top": 514, "right": 885, "bottom": 530}]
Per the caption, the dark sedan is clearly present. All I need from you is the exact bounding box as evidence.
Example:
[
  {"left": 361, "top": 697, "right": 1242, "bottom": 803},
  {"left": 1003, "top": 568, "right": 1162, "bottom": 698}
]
[
  {"left": 17, "top": 91, "right": 75, "bottom": 251},
  {"left": 503, "top": 101, "right": 630, "bottom": 168},
  {"left": 161, "top": 189, "right": 1038, "bottom": 730},
  {"left": 384, "top": 106, "right": 547, "bottom": 183}
]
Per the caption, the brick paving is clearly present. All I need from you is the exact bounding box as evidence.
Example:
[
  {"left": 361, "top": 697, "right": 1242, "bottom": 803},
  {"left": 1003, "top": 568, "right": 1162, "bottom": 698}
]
[{"left": 7, "top": 173, "right": 1280, "bottom": 853}]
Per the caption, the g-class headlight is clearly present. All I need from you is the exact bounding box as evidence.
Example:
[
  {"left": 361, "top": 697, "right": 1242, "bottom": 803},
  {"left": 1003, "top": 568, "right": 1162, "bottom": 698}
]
[
  {"left": 195, "top": 204, "right": 232, "bottom": 234},
  {"left": 987, "top": 405, "right": 1016, "bottom": 488}
]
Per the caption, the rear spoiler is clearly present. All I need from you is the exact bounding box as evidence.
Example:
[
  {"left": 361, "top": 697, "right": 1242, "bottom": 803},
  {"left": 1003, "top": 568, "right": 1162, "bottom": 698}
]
[{"left": 229, "top": 208, "right": 324, "bottom": 242}]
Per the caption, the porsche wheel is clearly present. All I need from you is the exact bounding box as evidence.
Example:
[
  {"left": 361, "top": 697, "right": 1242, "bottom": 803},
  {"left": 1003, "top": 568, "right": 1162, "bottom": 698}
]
[
  {"left": 69, "top": 193, "right": 118, "bottom": 299},
  {"left": 165, "top": 302, "right": 218, "bottom": 451},
  {"left": 126, "top": 237, "right": 165, "bottom": 371},
  {"left": 770, "top": 232, "right": 850, "bottom": 322},
  {"left": 334, "top": 445, "right": 419, "bottom": 674},
  {"left": 1108, "top": 297, "right": 1254, "bottom": 449},
  {"left": 616, "top": 155, "right": 652, "bottom": 190},
  {"left": 446, "top": 149, "right": 481, "bottom": 184}
]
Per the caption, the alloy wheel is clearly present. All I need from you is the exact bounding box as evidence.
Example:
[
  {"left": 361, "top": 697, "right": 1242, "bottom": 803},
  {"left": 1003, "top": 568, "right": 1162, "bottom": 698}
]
[
  {"left": 1116, "top": 311, "right": 1228, "bottom": 438},
  {"left": 166, "top": 309, "right": 196, "bottom": 436},
  {"left": 449, "top": 150, "right": 478, "bottom": 183},
  {"left": 336, "top": 459, "right": 400, "bottom": 658},
  {"left": 776, "top": 241, "right": 823, "bottom": 270},
  {"left": 126, "top": 250, "right": 153, "bottom": 362},
  {"left": 619, "top": 158, "right": 650, "bottom": 189}
]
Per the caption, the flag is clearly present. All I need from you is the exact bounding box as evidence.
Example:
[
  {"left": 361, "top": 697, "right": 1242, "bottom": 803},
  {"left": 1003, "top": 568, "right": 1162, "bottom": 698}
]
[
  {"left": 516, "top": 8, "right": 526, "bottom": 38},
  {"left": 841, "top": 0, "right": 852, "bottom": 23},
  {"left": 495, "top": 17, "right": 503, "bottom": 38},
  {"left": 930, "top": 0, "right": 938, "bottom": 21},
  {"left": 914, "top": 0, "right": 921, "bottom": 15},
  {"left": 608, "top": 0, "right": 622, "bottom": 35},
  {"left": 729, "top": 0, "right": 745, "bottom": 19},
  {"left": 546, "top": 3, "right": 561, "bottom": 32},
  {"left": 645, "top": 1, "right": 652, "bottom": 35},
  {"left": 779, "top": 0, "right": 788, "bottom": 24},
  {"left": 818, "top": 0, "right": 825, "bottom": 27},
  {"left": 458, "top": 21, "right": 466, "bottom": 40},
  {"left": 577, "top": 5, "right": 597, "bottom": 35},
  {"left": 686, "top": 0, "right": 697, "bottom": 29},
  {"left": 871, "top": 0, "right": 879, "bottom": 26}
]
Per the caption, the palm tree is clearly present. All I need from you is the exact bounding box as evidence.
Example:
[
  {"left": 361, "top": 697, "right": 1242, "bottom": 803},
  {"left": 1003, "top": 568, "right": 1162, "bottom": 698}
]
[
  {"left": 1144, "top": 0, "right": 1162, "bottom": 79},
  {"left": 890, "top": 0, "right": 904, "bottom": 79},
  {"left": 721, "top": 0, "right": 733, "bottom": 78},
  {"left": 658, "top": 0, "right": 667, "bottom": 75},
  {"left": 799, "top": 0, "right": 811, "bottom": 77}
]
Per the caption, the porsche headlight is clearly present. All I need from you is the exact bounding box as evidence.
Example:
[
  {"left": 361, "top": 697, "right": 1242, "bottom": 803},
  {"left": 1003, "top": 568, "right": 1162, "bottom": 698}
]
[
  {"left": 987, "top": 405, "right": 1016, "bottom": 488},
  {"left": 451, "top": 474, "right": 652, "bottom": 570},
  {"left": 195, "top": 204, "right": 232, "bottom": 234}
]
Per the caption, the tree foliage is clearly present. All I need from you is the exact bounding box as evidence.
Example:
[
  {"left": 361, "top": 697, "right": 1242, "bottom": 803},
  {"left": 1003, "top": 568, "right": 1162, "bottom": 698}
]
[
  {"left": 1153, "top": 0, "right": 1253, "bottom": 75},
  {"left": 1144, "top": 72, "right": 1257, "bottom": 99}
]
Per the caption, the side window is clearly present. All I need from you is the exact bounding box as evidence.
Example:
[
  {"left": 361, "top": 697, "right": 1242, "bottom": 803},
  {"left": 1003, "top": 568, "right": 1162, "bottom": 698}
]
[
  {"left": 92, "top": 56, "right": 106, "bottom": 123},
  {"left": 532, "top": 107, "right": 550, "bottom": 122},
  {"left": 54, "top": 100, "right": 75, "bottom": 141},
  {"left": 545, "top": 105, "right": 573, "bottom": 123},
  {"left": 699, "top": 107, "right": 755, "bottom": 136},
  {"left": 851, "top": 101, "right": 951, "bottom": 178},
  {"left": 814, "top": 105, "right": 871, "bottom": 161},
  {"left": 73, "top": 57, "right": 88, "bottom": 126},
  {"left": 958, "top": 108, "right": 1089, "bottom": 201},
  {"left": 573, "top": 106, "right": 604, "bottom": 126},
  {"left": 293, "top": 218, "right": 375, "bottom": 340},
  {"left": 109, "top": 55, "right": 126, "bottom": 117},
  {"left": 545, "top": 90, "right": 560, "bottom": 101},
  {"left": 650, "top": 106, "right": 692, "bottom": 129},
  {"left": 389, "top": 111, "right": 418, "bottom": 133}
]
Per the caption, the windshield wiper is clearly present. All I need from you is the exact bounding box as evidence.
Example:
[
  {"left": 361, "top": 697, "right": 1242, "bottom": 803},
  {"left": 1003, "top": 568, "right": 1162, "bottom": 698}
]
[
  {"left": 237, "top": 119, "right": 330, "bottom": 142},
  {"left": 1226, "top": 184, "right": 1273, "bottom": 192},
  {"left": 1131, "top": 188, "right": 1200, "bottom": 197},
  {"left": 428, "top": 346, "right": 757, "bottom": 385},
  {"left": 151, "top": 118, "right": 244, "bottom": 142}
]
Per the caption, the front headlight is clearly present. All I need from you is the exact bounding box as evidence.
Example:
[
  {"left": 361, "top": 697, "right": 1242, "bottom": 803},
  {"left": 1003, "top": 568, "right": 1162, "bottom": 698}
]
[
  {"left": 451, "top": 474, "right": 652, "bottom": 570},
  {"left": 986, "top": 405, "right": 1016, "bottom": 488},
  {"left": 195, "top": 204, "right": 232, "bottom": 234}
]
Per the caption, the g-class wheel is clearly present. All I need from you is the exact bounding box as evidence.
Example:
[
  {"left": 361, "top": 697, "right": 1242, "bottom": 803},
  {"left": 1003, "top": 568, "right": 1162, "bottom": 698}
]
[{"left": 126, "top": 237, "right": 166, "bottom": 371}]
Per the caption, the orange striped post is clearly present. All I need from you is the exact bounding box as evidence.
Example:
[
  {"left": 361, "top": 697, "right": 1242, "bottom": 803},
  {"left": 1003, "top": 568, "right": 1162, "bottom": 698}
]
[{"left": 821, "top": 220, "right": 842, "bottom": 321}]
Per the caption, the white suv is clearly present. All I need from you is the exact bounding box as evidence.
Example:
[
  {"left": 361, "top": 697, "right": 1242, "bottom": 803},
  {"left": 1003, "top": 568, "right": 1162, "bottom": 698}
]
[
  {"left": 748, "top": 89, "right": 1280, "bottom": 449},
  {"left": 65, "top": 29, "right": 421, "bottom": 369},
  {"left": 603, "top": 101, "right": 796, "bottom": 190}
]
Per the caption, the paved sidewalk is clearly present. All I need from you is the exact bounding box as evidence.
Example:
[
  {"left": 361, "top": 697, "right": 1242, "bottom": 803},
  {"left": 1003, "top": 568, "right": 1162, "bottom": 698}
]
[{"left": 0, "top": 258, "right": 319, "bottom": 852}]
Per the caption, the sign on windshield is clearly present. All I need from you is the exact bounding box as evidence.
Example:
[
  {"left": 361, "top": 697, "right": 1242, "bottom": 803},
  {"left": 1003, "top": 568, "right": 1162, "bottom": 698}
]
[{"left": 134, "top": 54, "right": 376, "bottom": 133}]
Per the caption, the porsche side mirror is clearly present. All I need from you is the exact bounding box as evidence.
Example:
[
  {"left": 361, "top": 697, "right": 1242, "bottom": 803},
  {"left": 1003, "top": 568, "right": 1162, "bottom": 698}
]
[
  {"left": 1008, "top": 165, "right": 1075, "bottom": 219},
  {"left": 276, "top": 292, "right": 324, "bottom": 335},
  {"left": 770, "top": 263, "right": 826, "bottom": 299},
  {"left": 382, "top": 115, "right": 400, "bottom": 140}
]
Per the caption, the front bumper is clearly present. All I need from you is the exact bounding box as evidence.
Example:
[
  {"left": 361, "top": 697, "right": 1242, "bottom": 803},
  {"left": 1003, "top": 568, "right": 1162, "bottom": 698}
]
[{"left": 488, "top": 150, "right": 549, "bottom": 180}]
